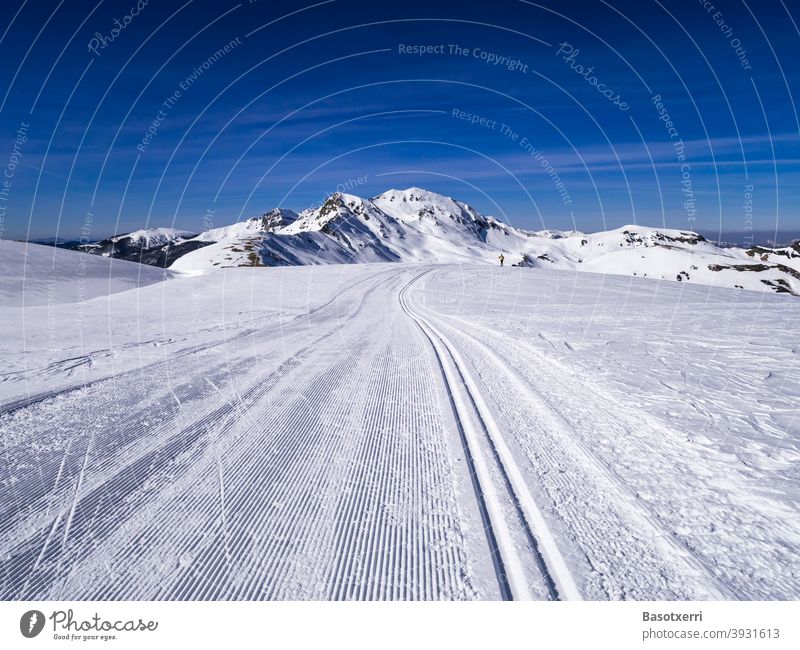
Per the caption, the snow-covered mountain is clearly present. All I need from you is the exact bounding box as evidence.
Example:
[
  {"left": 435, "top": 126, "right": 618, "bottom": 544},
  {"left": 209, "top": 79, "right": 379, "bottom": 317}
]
[
  {"left": 176, "top": 208, "right": 298, "bottom": 269},
  {"left": 36, "top": 188, "right": 800, "bottom": 295},
  {"left": 168, "top": 188, "right": 532, "bottom": 271},
  {"left": 515, "top": 225, "right": 800, "bottom": 295},
  {"left": 172, "top": 187, "right": 800, "bottom": 295},
  {"left": 73, "top": 227, "right": 208, "bottom": 267}
]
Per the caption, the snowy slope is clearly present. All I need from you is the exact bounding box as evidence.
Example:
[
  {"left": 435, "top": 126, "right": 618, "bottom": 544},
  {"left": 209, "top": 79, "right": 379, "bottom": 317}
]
[
  {"left": 169, "top": 208, "right": 298, "bottom": 271},
  {"left": 1, "top": 262, "right": 797, "bottom": 600},
  {"left": 513, "top": 225, "right": 800, "bottom": 295},
  {"left": 0, "top": 239, "right": 168, "bottom": 306}
]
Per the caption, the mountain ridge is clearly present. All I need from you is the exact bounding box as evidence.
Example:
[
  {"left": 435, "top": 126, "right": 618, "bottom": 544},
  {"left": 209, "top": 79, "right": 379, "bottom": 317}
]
[{"left": 26, "top": 188, "right": 800, "bottom": 295}]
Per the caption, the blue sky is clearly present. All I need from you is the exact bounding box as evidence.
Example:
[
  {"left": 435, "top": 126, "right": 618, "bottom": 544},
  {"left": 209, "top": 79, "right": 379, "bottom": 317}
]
[{"left": 1, "top": 0, "right": 799, "bottom": 241}]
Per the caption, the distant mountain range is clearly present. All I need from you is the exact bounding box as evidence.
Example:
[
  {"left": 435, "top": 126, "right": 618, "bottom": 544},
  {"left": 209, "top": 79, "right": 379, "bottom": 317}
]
[
  {"left": 28, "top": 188, "right": 800, "bottom": 295},
  {"left": 698, "top": 231, "right": 800, "bottom": 249}
]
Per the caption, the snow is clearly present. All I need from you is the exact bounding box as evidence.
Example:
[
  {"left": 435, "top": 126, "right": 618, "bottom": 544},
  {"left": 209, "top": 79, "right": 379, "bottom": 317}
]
[
  {"left": 1, "top": 248, "right": 797, "bottom": 600},
  {"left": 54, "top": 188, "right": 800, "bottom": 296},
  {"left": 174, "top": 189, "right": 539, "bottom": 272},
  {"left": 512, "top": 225, "right": 800, "bottom": 294},
  {"left": 0, "top": 240, "right": 168, "bottom": 306},
  {"left": 113, "top": 227, "right": 196, "bottom": 248},
  {"left": 163, "top": 189, "right": 800, "bottom": 296},
  {"left": 169, "top": 210, "right": 300, "bottom": 271},
  {"left": 194, "top": 222, "right": 261, "bottom": 242}
]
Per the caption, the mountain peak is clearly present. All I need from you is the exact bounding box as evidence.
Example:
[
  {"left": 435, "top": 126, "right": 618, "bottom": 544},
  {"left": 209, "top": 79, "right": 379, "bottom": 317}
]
[
  {"left": 260, "top": 208, "right": 298, "bottom": 230},
  {"left": 374, "top": 187, "right": 455, "bottom": 203}
]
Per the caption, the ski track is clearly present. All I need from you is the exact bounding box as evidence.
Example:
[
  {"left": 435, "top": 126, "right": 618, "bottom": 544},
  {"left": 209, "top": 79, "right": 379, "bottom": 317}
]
[
  {"left": 411, "top": 271, "right": 800, "bottom": 600},
  {"left": 2, "top": 264, "right": 796, "bottom": 600},
  {"left": 400, "top": 274, "right": 575, "bottom": 600},
  {"left": 0, "top": 266, "right": 403, "bottom": 417},
  {"left": 412, "top": 307, "right": 724, "bottom": 599},
  {"left": 0, "top": 268, "right": 480, "bottom": 600}
]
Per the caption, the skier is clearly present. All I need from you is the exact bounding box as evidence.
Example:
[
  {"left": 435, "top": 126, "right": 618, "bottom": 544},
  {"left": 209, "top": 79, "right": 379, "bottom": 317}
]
[{"left": 498, "top": 254, "right": 505, "bottom": 267}]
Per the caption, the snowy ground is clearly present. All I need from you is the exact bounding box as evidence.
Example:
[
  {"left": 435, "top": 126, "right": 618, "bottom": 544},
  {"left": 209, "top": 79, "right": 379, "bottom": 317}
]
[
  {"left": 1, "top": 259, "right": 798, "bottom": 600},
  {"left": 0, "top": 240, "right": 167, "bottom": 307}
]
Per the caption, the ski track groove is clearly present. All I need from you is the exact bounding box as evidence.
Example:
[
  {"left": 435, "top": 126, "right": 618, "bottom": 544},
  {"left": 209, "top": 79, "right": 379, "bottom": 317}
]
[
  {"left": 0, "top": 267, "right": 402, "bottom": 418},
  {"left": 1, "top": 268, "right": 478, "bottom": 600},
  {"left": 436, "top": 312, "right": 735, "bottom": 599},
  {"left": 1, "top": 271, "right": 391, "bottom": 597},
  {"left": 417, "top": 285, "right": 800, "bottom": 600},
  {"left": 399, "top": 271, "right": 580, "bottom": 601}
]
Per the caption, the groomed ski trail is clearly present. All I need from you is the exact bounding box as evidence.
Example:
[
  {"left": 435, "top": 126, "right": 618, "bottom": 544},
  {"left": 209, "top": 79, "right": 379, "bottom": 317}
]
[
  {"left": 0, "top": 268, "right": 493, "bottom": 600},
  {"left": 4, "top": 263, "right": 796, "bottom": 600},
  {"left": 399, "top": 272, "right": 582, "bottom": 601}
]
